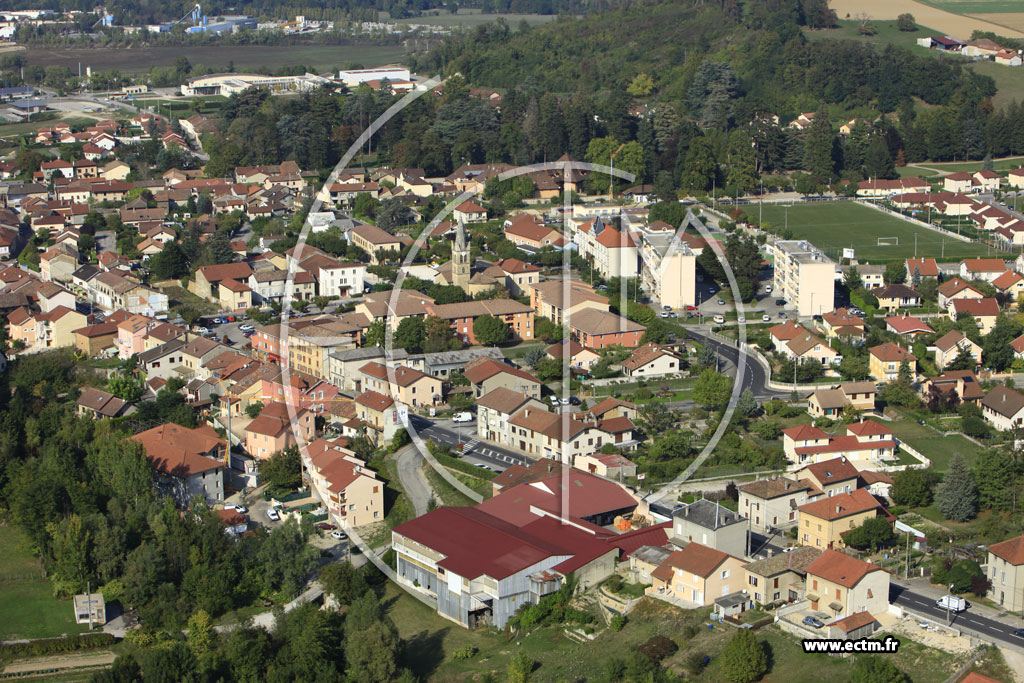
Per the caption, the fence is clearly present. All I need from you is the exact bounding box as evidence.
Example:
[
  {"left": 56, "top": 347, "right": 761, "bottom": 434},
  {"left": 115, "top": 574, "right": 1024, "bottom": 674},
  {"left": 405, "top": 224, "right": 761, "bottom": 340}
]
[{"left": 858, "top": 199, "right": 974, "bottom": 243}]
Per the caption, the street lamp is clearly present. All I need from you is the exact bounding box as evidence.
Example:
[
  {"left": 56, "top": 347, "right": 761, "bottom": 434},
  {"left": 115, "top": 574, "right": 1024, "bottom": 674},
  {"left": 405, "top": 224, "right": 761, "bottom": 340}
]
[{"left": 946, "top": 583, "right": 954, "bottom": 625}]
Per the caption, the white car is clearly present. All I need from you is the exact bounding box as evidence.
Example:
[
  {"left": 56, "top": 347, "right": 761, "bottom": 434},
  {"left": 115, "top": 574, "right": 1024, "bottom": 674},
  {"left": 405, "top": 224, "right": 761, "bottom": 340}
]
[
  {"left": 738, "top": 316, "right": 746, "bottom": 323},
  {"left": 560, "top": 397, "right": 571, "bottom": 405},
  {"left": 193, "top": 326, "right": 210, "bottom": 335},
  {"left": 452, "top": 412, "right": 474, "bottom": 423},
  {"left": 713, "top": 315, "right": 725, "bottom": 324},
  {"left": 659, "top": 312, "right": 670, "bottom": 318},
  {"left": 474, "top": 463, "right": 490, "bottom": 470},
  {"left": 762, "top": 314, "right": 770, "bottom": 322},
  {"left": 330, "top": 530, "right": 346, "bottom": 540},
  {"left": 266, "top": 508, "right": 280, "bottom": 521},
  {"left": 549, "top": 396, "right": 560, "bottom": 406},
  {"left": 238, "top": 324, "right": 255, "bottom": 332}
]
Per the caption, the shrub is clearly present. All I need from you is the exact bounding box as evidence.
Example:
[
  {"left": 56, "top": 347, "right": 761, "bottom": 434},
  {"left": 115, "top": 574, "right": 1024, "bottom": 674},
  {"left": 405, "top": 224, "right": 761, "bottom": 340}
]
[
  {"left": 636, "top": 635, "right": 678, "bottom": 662},
  {"left": 0, "top": 633, "right": 115, "bottom": 660},
  {"left": 685, "top": 651, "right": 708, "bottom": 676},
  {"left": 609, "top": 614, "right": 627, "bottom": 631},
  {"left": 451, "top": 646, "right": 477, "bottom": 661}
]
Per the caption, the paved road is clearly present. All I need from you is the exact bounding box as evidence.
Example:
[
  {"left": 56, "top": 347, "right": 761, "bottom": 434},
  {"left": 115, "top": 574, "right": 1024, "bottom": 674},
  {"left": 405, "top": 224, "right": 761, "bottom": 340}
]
[
  {"left": 409, "top": 415, "right": 528, "bottom": 473},
  {"left": 891, "top": 585, "right": 1024, "bottom": 649},
  {"left": 685, "top": 327, "right": 788, "bottom": 400},
  {"left": 395, "top": 445, "right": 433, "bottom": 516}
]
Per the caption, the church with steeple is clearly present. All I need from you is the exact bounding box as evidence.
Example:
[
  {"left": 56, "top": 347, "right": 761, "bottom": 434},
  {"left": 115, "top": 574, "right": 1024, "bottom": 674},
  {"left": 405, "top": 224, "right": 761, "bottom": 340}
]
[{"left": 434, "top": 220, "right": 513, "bottom": 295}]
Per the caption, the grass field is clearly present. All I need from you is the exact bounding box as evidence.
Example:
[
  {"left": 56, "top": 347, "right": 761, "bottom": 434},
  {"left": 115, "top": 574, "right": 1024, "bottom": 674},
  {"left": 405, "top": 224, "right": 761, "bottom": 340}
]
[
  {"left": 385, "top": 581, "right": 965, "bottom": 682},
  {"left": 886, "top": 418, "right": 986, "bottom": 472},
  {"left": 909, "top": 155, "right": 1024, "bottom": 174},
  {"left": 0, "top": 526, "right": 89, "bottom": 640},
  {"left": 758, "top": 201, "right": 1006, "bottom": 260},
  {"left": 18, "top": 44, "right": 409, "bottom": 75},
  {"left": 921, "top": 0, "right": 1024, "bottom": 13}
]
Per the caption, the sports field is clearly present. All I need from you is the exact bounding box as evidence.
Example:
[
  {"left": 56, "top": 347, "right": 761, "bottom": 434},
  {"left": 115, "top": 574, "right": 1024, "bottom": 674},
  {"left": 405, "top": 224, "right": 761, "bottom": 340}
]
[{"left": 757, "top": 201, "right": 1007, "bottom": 260}]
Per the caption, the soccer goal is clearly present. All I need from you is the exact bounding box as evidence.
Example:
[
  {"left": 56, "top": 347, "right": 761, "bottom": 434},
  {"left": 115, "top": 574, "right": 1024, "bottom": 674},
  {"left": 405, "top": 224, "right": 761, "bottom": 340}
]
[{"left": 877, "top": 237, "right": 899, "bottom": 246}]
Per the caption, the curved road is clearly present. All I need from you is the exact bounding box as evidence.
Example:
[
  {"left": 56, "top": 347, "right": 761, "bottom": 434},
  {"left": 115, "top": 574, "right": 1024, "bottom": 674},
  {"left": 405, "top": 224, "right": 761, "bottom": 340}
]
[
  {"left": 685, "top": 327, "right": 789, "bottom": 399},
  {"left": 395, "top": 444, "right": 433, "bottom": 516}
]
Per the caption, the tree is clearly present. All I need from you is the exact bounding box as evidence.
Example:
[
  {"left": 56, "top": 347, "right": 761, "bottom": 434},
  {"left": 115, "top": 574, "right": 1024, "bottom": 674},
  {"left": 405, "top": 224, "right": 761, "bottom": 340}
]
[
  {"left": 107, "top": 375, "right": 143, "bottom": 403},
  {"left": 896, "top": 13, "right": 916, "bottom": 31},
  {"left": 473, "top": 315, "right": 511, "bottom": 346},
  {"left": 639, "top": 403, "right": 678, "bottom": 434},
  {"left": 983, "top": 316, "right": 1021, "bottom": 372},
  {"left": 973, "top": 449, "right": 1018, "bottom": 511},
  {"left": 186, "top": 609, "right": 215, "bottom": 656},
  {"left": 507, "top": 652, "right": 535, "bottom": 683},
  {"left": 364, "top": 319, "right": 386, "bottom": 347},
  {"left": 423, "top": 315, "right": 461, "bottom": 353},
  {"left": 319, "top": 562, "right": 369, "bottom": 605},
  {"left": 843, "top": 515, "right": 896, "bottom": 551},
  {"left": 937, "top": 455, "right": 978, "bottom": 522},
  {"left": 147, "top": 240, "right": 189, "bottom": 280},
  {"left": 346, "top": 620, "right": 399, "bottom": 682},
  {"left": 694, "top": 369, "right": 732, "bottom": 409},
  {"left": 627, "top": 73, "right": 655, "bottom": 97},
  {"left": 844, "top": 265, "right": 862, "bottom": 291},
  {"left": 522, "top": 346, "right": 546, "bottom": 369},
  {"left": 245, "top": 401, "right": 264, "bottom": 419},
  {"left": 260, "top": 446, "right": 301, "bottom": 490},
  {"left": 394, "top": 316, "right": 426, "bottom": 353},
  {"left": 945, "top": 345, "right": 977, "bottom": 371},
  {"left": 803, "top": 107, "right": 837, "bottom": 179},
  {"left": 892, "top": 468, "right": 937, "bottom": 507},
  {"left": 640, "top": 317, "right": 672, "bottom": 344},
  {"left": 864, "top": 136, "right": 896, "bottom": 179},
  {"left": 720, "top": 629, "right": 769, "bottom": 683},
  {"left": 850, "top": 656, "right": 910, "bottom": 683},
  {"left": 884, "top": 261, "right": 906, "bottom": 285},
  {"left": 736, "top": 388, "right": 759, "bottom": 417}
]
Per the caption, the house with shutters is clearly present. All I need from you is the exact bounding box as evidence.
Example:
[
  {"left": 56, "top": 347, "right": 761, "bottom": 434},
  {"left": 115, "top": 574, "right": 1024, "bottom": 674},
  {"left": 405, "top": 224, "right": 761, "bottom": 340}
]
[
  {"left": 650, "top": 543, "right": 747, "bottom": 608},
  {"left": 303, "top": 438, "right": 382, "bottom": 528},
  {"left": 131, "top": 423, "right": 227, "bottom": 505},
  {"left": 742, "top": 547, "right": 822, "bottom": 605},
  {"left": 868, "top": 343, "right": 917, "bottom": 382},
  {"left": 620, "top": 342, "right": 683, "bottom": 378},
  {"left": 986, "top": 535, "right": 1024, "bottom": 613},
  {"left": 797, "top": 489, "right": 890, "bottom": 550},
  {"left": 933, "top": 330, "right": 981, "bottom": 370},
  {"left": 804, "top": 549, "right": 890, "bottom": 618},
  {"left": 937, "top": 277, "right": 984, "bottom": 311},
  {"left": 782, "top": 421, "right": 898, "bottom": 469},
  {"left": 670, "top": 498, "right": 748, "bottom": 558},
  {"left": 981, "top": 386, "right": 1024, "bottom": 431},
  {"left": 738, "top": 476, "right": 814, "bottom": 534}
]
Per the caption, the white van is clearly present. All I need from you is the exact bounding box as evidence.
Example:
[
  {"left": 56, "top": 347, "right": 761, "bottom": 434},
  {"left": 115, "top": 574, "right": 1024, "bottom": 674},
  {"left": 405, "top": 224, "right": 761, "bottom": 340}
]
[
  {"left": 452, "top": 412, "right": 474, "bottom": 423},
  {"left": 713, "top": 315, "right": 725, "bottom": 324},
  {"left": 936, "top": 595, "right": 967, "bottom": 612}
]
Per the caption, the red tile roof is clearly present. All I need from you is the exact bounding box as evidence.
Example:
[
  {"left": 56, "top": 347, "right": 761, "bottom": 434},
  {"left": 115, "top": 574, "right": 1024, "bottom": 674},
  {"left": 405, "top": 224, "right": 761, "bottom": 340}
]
[
  {"left": 870, "top": 343, "right": 916, "bottom": 363},
  {"left": 474, "top": 470, "right": 637, "bottom": 527},
  {"left": 797, "top": 488, "right": 885, "bottom": 521},
  {"left": 988, "top": 534, "right": 1024, "bottom": 565},
  {"left": 845, "top": 420, "right": 893, "bottom": 437},
  {"left": 653, "top": 542, "right": 734, "bottom": 580},
  {"left": 805, "top": 549, "right": 884, "bottom": 588},
  {"left": 783, "top": 424, "right": 828, "bottom": 441},
  {"left": 950, "top": 297, "right": 1000, "bottom": 317},
  {"left": 829, "top": 611, "right": 876, "bottom": 633}
]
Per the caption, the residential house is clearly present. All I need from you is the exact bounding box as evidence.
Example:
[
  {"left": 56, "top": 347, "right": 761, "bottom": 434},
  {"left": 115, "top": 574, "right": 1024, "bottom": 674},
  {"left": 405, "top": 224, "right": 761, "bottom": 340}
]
[
  {"left": 115, "top": 314, "right": 152, "bottom": 360},
  {"left": 76, "top": 386, "right": 134, "bottom": 419},
  {"left": 768, "top": 321, "right": 805, "bottom": 349},
  {"left": 804, "top": 549, "right": 890, "bottom": 618},
  {"left": 797, "top": 489, "right": 888, "bottom": 550},
  {"left": 960, "top": 258, "right": 1007, "bottom": 283},
  {"left": 574, "top": 452, "right": 637, "bottom": 480},
  {"left": 806, "top": 382, "right": 876, "bottom": 418},
  {"left": 545, "top": 339, "right": 600, "bottom": 374},
  {"left": 476, "top": 388, "right": 547, "bottom": 448},
  {"left": 868, "top": 343, "right": 916, "bottom": 382},
  {"left": 937, "top": 277, "right": 984, "bottom": 310},
  {"left": 885, "top": 314, "right": 933, "bottom": 338},
  {"left": 921, "top": 370, "right": 986, "bottom": 406},
  {"left": 304, "top": 438, "right": 383, "bottom": 527},
  {"left": 192, "top": 262, "right": 253, "bottom": 305},
  {"left": 742, "top": 547, "right": 822, "bottom": 605},
  {"left": 981, "top": 386, "right": 1024, "bottom": 431},
  {"left": 781, "top": 330, "right": 840, "bottom": 367},
  {"left": 496, "top": 258, "right": 542, "bottom": 297},
  {"left": 620, "top": 343, "right": 683, "bottom": 378},
  {"left": 650, "top": 543, "right": 747, "bottom": 608},
  {"left": 992, "top": 270, "right": 1024, "bottom": 305},
  {"left": 244, "top": 401, "right": 315, "bottom": 459},
  {"left": 426, "top": 299, "right": 535, "bottom": 344},
  {"left": 793, "top": 457, "right": 861, "bottom": 500},
  {"left": 820, "top": 308, "right": 865, "bottom": 342},
  {"left": 986, "top": 535, "right": 1024, "bottom": 613},
  {"left": 950, "top": 298, "right": 1000, "bottom": 334},
  {"left": 503, "top": 214, "right": 563, "bottom": 250},
  {"left": 871, "top": 284, "right": 922, "bottom": 311},
  {"left": 782, "top": 421, "right": 898, "bottom": 468},
  {"left": 670, "top": 498, "right": 748, "bottom": 558},
  {"left": 569, "top": 308, "right": 645, "bottom": 350},
  {"left": 943, "top": 172, "right": 975, "bottom": 193},
  {"left": 352, "top": 390, "right": 400, "bottom": 445},
  {"left": 350, "top": 223, "right": 402, "bottom": 263},
  {"left": 905, "top": 258, "right": 939, "bottom": 282},
  {"left": 73, "top": 321, "right": 119, "bottom": 356},
  {"left": 529, "top": 280, "right": 609, "bottom": 326},
  {"left": 464, "top": 358, "right": 543, "bottom": 399},
  {"left": 453, "top": 201, "right": 487, "bottom": 223},
  {"left": 357, "top": 362, "right": 443, "bottom": 407},
  {"left": 131, "top": 423, "right": 227, "bottom": 505},
  {"left": 933, "top": 330, "right": 981, "bottom": 370},
  {"left": 739, "top": 476, "right": 814, "bottom": 534}
]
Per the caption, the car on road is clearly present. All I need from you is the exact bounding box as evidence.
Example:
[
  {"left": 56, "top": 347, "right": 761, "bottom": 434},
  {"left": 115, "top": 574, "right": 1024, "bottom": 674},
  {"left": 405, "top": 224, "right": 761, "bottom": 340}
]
[
  {"left": 936, "top": 595, "right": 967, "bottom": 612},
  {"left": 315, "top": 522, "right": 336, "bottom": 530},
  {"left": 1014, "top": 628, "right": 1024, "bottom": 638},
  {"left": 474, "top": 463, "right": 490, "bottom": 470},
  {"left": 802, "top": 616, "right": 825, "bottom": 629},
  {"left": 762, "top": 314, "right": 770, "bottom": 322},
  {"left": 738, "top": 316, "right": 746, "bottom": 323},
  {"left": 452, "top": 412, "right": 474, "bottom": 423},
  {"left": 713, "top": 315, "right": 725, "bottom": 324},
  {"left": 266, "top": 508, "right": 280, "bottom": 521},
  {"left": 330, "top": 530, "right": 347, "bottom": 540}
]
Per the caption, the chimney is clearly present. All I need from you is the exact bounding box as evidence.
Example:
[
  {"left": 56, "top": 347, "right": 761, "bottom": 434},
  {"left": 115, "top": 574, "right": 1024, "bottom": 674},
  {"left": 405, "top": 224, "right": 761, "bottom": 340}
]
[
  {"left": 836, "top": 505, "right": 841, "bottom": 514},
  {"left": 840, "top": 456, "right": 846, "bottom": 463}
]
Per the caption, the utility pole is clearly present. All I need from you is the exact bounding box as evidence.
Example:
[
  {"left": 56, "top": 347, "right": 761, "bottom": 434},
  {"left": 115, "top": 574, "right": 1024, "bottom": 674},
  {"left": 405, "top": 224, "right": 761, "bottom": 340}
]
[
  {"left": 905, "top": 531, "right": 910, "bottom": 580},
  {"left": 914, "top": 233, "right": 917, "bottom": 259},
  {"left": 946, "top": 583, "right": 953, "bottom": 625}
]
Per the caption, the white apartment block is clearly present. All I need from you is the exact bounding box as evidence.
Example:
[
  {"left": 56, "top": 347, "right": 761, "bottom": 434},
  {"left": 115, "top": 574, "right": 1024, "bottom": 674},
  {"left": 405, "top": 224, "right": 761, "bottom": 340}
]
[
  {"left": 569, "top": 215, "right": 639, "bottom": 280},
  {"left": 638, "top": 227, "right": 696, "bottom": 309},
  {"left": 772, "top": 240, "right": 835, "bottom": 317}
]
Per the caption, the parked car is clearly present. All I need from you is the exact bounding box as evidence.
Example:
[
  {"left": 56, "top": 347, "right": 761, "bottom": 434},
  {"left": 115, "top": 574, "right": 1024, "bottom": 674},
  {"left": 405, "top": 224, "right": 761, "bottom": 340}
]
[
  {"left": 762, "top": 314, "right": 770, "bottom": 322},
  {"left": 315, "top": 522, "right": 336, "bottom": 531},
  {"left": 266, "top": 508, "right": 280, "bottom": 521},
  {"left": 549, "top": 396, "right": 560, "bottom": 406},
  {"left": 660, "top": 312, "right": 671, "bottom": 318},
  {"left": 568, "top": 396, "right": 581, "bottom": 405},
  {"left": 778, "top": 312, "right": 787, "bottom": 319},
  {"left": 452, "top": 412, "right": 474, "bottom": 423},
  {"left": 226, "top": 315, "right": 236, "bottom": 322},
  {"left": 239, "top": 324, "right": 255, "bottom": 332},
  {"left": 1014, "top": 628, "right": 1024, "bottom": 638},
  {"left": 738, "top": 316, "right": 746, "bottom": 323},
  {"left": 713, "top": 315, "right": 725, "bottom": 324},
  {"left": 234, "top": 505, "right": 248, "bottom": 514},
  {"left": 717, "top": 298, "right": 725, "bottom": 305},
  {"left": 802, "top": 616, "right": 825, "bottom": 629},
  {"left": 775, "top": 299, "right": 786, "bottom": 306},
  {"left": 560, "top": 397, "right": 571, "bottom": 405},
  {"left": 330, "top": 530, "right": 346, "bottom": 540},
  {"left": 473, "top": 463, "right": 490, "bottom": 470},
  {"left": 685, "top": 305, "right": 698, "bottom": 311}
]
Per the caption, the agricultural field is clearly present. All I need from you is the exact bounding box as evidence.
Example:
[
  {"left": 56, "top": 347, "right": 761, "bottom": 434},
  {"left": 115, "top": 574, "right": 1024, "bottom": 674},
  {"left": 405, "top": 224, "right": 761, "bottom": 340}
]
[
  {"left": 830, "top": 0, "right": 1024, "bottom": 38},
  {"left": 920, "top": 0, "right": 1024, "bottom": 32},
  {"left": 17, "top": 44, "right": 409, "bottom": 75},
  {"left": 757, "top": 201, "right": 1007, "bottom": 260}
]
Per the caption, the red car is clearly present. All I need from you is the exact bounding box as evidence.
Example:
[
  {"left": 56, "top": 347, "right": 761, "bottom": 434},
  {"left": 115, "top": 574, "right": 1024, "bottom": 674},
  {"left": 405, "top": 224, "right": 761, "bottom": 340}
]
[
  {"left": 226, "top": 315, "right": 236, "bottom": 322},
  {"left": 684, "top": 305, "right": 698, "bottom": 311},
  {"left": 315, "top": 522, "right": 337, "bottom": 531}
]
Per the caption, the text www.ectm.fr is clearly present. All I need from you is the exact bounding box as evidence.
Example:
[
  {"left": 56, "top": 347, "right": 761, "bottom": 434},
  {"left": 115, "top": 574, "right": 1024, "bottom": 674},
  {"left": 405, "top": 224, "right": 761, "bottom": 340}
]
[{"left": 802, "top": 636, "right": 900, "bottom": 654}]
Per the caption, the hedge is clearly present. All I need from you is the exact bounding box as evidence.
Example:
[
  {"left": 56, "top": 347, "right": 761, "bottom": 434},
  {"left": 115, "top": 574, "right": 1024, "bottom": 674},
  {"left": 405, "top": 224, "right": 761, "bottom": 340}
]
[{"left": 0, "top": 633, "right": 116, "bottom": 660}]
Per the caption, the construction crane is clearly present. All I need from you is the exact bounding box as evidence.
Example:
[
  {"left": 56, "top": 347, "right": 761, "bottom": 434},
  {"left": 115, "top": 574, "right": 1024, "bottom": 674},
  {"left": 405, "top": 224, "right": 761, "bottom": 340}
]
[{"left": 173, "top": 3, "right": 202, "bottom": 27}]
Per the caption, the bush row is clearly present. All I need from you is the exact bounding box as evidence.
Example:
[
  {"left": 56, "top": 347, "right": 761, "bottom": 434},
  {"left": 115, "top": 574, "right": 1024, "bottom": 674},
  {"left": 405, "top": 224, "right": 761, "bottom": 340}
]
[{"left": 0, "top": 633, "right": 115, "bottom": 660}]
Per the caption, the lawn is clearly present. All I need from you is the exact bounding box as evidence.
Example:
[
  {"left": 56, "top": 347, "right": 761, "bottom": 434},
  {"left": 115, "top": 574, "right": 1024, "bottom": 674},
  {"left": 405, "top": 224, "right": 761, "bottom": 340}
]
[
  {"left": 921, "top": 0, "right": 1024, "bottom": 14},
  {"left": 757, "top": 201, "right": 1006, "bottom": 261},
  {"left": 803, "top": 19, "right": 939, "bottom": 49},
  {"left": 385, "top": 581, "right": 966, "bottom": 682},
  {"left": 0, "top": 526, "right": 89, "bottom": 640},
  {"left": 886, "top": 417, "right": 985, "bottom": 472},
  {"left": 909, "top": 154, "right": 1024, "bottom": 174}
]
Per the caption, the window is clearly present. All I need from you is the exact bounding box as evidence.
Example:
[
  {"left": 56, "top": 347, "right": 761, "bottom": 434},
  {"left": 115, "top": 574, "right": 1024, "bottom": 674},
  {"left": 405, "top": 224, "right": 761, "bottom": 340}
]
[
  {"left": 867, "top": 589, "right": 873, "bottom": 599},
  {"left": 749, "top": 576, "right": 758, "bottom": 587},
  {"left": 812, "top": 580, "right": 818, "bottom": 590},
  {"left": 773, "top": 578, "right": 779, "bottom": 589},
  {"left": 720, "top": 569, "right": 730, "bottom": 579}
]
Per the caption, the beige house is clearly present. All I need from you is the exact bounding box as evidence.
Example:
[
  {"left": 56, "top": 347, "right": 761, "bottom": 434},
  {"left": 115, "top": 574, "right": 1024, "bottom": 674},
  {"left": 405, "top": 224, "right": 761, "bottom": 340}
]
[
  {"left": 807, "top": 381, "right": 877, "bottom": 418},
  {"left": 476, "top": 388, "right": 546, "bottom": 448},
  {"left": 357, "top": 362, "right": 443, "bottom": 407},
  {"left": 937, "top": 277, "right": 984, "bottom": 311},
  {"left": 739, "top": 476, "right": 813, "bottom": 533},
  {"left": 933, "top": 330, "right": 981, "bottom": 370},
  {"left": 805, "top": 549, "right": 890, "bottom": 618},
  {"left": 545, "top": 339, "right": 600, "bottom": 374},
  {"left": 869, "top": 343, "right": 916, "bottom": 382},
  {"left": 463, "top": 357, "right": 542, "bottom": 399},
  {"left": 782, "top": 331, "right": 840, "bottom": 367},
  {"left": 987, "top": 535, "right": 1024, "bottom": 613},
  {"left": 797, "top": 488, "right": 888, "bottom": 550},
  {"left": 650, "top": 543, "right": 746, "bottom": 608},
  {"left": 820, "top": 308, "right": 865, "bottom": 340},
  {"left": 304, "top": 438, "right": 383, "bottom": 528},
  {"left": 352, "top": 390, "right": 401, "bottom": 445},
  {"left": 949, "top": 298, "right": 1000, "bottom": 335},
  {"left": 742, "top": 547, "right": 822, "bottom": 605},
  {"left": 793, "top": 457, "right": 861, "bottom": 500},
  {"left": 350, "top": 223, "right": 402, "bottom": 263},
  {"left": 529, "top": 280, "right": 609, "bottom": 326}
]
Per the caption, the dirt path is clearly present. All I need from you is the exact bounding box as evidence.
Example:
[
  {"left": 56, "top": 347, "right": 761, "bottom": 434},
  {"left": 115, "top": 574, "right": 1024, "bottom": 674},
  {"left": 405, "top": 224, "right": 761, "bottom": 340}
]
[
  {"left": 1, "top": 650, "right": 116, "bottom": 675},
  {"left": 830, "top": 0, "right": 1024, "bottom": 39}
]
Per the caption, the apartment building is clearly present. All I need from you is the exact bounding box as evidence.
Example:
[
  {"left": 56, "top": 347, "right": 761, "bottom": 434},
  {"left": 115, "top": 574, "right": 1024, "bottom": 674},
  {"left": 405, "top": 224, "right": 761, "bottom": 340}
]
[
  {"left": 772, "top": 240, "right": 835, "bottom": 317},
  {"left": 987, "top": 535, "right": 1024, "bottom": 613},
  {"left": 638, "top": 224, "right": 697, "bottom": 309},
  {"left": 570, "top": 215, "right": 639, "bottom": 280},
  {"left": 304, "top": 438, "right": 383, "bottom": 528}
]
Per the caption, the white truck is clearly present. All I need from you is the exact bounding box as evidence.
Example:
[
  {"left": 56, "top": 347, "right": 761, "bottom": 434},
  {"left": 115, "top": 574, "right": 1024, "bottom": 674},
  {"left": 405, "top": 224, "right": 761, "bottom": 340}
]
[{"left": 935, "top": 595, "right": 967, "bottom": 612}]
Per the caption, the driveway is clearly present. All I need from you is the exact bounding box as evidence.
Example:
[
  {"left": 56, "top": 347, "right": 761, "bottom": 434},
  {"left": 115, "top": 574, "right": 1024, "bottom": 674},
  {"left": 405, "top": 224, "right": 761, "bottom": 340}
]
[{"left": 395, "top": 445, "right": 433, "bottom": 516}]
